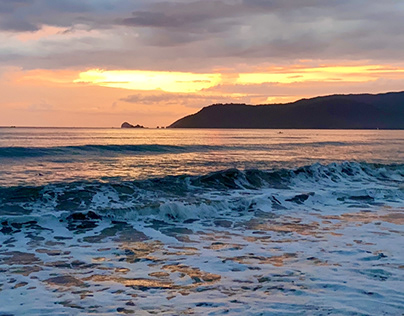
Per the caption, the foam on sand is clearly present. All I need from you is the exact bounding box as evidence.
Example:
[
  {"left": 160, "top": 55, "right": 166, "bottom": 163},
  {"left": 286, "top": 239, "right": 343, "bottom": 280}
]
[{"left": 0, "top": 162, "right": 403, "bottom": 314}]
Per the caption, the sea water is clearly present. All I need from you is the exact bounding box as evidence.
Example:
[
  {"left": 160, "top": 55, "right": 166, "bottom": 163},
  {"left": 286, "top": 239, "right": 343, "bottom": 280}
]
[{"left": 0, "top": 128, "right": 403, "bottom": 315}]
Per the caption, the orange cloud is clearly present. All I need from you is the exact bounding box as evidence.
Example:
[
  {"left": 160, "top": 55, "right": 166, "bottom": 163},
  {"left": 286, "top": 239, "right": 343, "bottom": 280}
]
[
  {"left": 72, "top": 64, "right": 404, "bottom": 95},
  {"left": 74, "top": 69, "right": 222, "bottom": 93},
  {"left": 237, "top": 65, "right": 404, "bottom": 85}
]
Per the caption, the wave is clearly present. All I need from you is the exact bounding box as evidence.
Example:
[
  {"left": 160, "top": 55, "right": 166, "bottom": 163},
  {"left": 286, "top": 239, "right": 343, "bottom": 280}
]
[
  {"left": 0, "top": 162, "right": 403, "bottom": 223},
  {"left": 0, "top": 144, "right": 214, "bottom": 158},
  {"left": 0, "top": 141, "right": 371, "bottom": 159}
]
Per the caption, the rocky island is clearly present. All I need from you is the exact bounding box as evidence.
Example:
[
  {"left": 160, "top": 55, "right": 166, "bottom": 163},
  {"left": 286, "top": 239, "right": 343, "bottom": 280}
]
[{"left": 121, "top": 122, "right": 144, "bottom": 128}]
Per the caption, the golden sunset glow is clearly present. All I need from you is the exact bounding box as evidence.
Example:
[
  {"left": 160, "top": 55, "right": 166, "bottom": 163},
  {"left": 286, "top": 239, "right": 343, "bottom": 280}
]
[
  {"left": 237, "top": 65, "right": 404, "bottom": 85},
  {"left": 2, "top": 4, "right": 404, "bottom": 315},
  {"left": 12, "top": 69, "right": 78, "bottom": 85},
  {"left": 69, "top": 65, "right": 404, "bottom": 98},
  {"left": 74, "top": 69, "right": 222, "bottom": 93},
  {"left": 3, "top": 61, "right": 404, "bottom": 127},
  {"left": 1, "top": 1, "right": 404, "bottom": 127},
  {"left": 12, "top": 65, "right": 404, "bottom": 92}
]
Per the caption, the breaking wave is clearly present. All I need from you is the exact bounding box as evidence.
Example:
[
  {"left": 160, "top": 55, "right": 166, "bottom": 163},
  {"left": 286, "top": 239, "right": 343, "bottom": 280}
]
[{"left": 0, "top": 162, "right": 403, "bottom": 222}]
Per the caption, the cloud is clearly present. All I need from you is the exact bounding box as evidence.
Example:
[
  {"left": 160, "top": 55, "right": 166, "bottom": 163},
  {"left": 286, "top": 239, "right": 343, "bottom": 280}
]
[
  {"left": 0, "top": 0, "right": 134, "bottom": 33},
  {"left": 120, "top": 91, "right": 256, "bottom": 108},
  {"left": 0, "top": 0, "right": 403, "bottom": 71},
  {"left": 0, "top": 0, "right": 33, "bottom": 13},
  {"left": 204, "top": 77, "right": 404, "bottom": 103}
]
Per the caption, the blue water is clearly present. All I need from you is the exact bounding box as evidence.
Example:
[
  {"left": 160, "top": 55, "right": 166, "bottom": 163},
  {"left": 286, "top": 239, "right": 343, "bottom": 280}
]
[{"left": 0, "top": 128, "right": 403, "bottom": 315}]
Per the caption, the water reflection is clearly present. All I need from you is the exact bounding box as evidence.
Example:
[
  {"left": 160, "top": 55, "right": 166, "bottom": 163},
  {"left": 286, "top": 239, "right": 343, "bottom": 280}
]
[{"left": 0, "top": 128, "right": 403, "bottom": 186}]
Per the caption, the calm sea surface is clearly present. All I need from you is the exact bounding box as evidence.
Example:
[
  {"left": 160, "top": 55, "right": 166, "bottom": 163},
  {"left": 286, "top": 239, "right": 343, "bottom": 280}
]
[{"left": 0, "top": 128, "right": 403, "bottom": 315}]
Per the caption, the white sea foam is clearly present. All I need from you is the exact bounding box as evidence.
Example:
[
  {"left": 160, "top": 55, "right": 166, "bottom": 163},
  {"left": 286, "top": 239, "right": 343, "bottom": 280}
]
[{"left": 0, "top": 128, "right": 403, "bottom": 315}]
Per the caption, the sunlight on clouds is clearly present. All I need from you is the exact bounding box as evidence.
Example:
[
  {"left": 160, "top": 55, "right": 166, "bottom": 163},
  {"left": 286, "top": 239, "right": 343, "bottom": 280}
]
[
  {"left": 74, "top": 69, "right": 222, "bottom": 93},
  {"left": 237, "top": 65, "right": 404, "bottom": 85},
  {"left": 73, "top": 65, "right": 404, "bottom": 94}
]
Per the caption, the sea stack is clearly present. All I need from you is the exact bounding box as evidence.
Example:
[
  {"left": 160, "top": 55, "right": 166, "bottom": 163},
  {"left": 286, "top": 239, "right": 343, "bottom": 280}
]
[{"left": 121, "top": 122, "right": 144, "bottom": 128}]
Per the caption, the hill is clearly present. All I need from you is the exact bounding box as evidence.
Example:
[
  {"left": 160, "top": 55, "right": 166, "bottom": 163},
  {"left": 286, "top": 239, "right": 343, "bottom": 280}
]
[{"left": 168, "top": 91, "right": 404, "bottom": 129}]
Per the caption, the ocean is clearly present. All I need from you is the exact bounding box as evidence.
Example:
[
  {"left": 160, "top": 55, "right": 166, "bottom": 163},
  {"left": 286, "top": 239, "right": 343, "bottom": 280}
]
[{"left": 0, "top": 128, "right": 403, "bottom": 315}]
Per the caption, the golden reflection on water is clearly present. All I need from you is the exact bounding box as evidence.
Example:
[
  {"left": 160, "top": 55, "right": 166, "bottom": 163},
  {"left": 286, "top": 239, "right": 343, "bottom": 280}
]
[{"left": 1, "top": 128, "right": 403, "bottom": 186}]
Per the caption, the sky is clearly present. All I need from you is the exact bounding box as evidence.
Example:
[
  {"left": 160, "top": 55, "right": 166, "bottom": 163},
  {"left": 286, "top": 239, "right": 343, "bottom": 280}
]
[{"left": 1, "top": 0, "right": 404, "bottom": 127}]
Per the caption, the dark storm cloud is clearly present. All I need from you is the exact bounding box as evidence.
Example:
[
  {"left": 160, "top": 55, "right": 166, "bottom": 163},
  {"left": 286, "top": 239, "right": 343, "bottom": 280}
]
[{"left": 1, "top": 0, "right": 404, "bottom": 70}]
